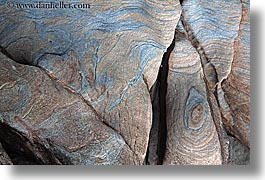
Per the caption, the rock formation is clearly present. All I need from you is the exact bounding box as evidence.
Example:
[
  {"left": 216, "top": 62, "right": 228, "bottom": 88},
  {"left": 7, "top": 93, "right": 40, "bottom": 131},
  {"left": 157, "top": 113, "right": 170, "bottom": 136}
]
[{"left": 0, "top": 0, "right": 250, "bottom": 165}]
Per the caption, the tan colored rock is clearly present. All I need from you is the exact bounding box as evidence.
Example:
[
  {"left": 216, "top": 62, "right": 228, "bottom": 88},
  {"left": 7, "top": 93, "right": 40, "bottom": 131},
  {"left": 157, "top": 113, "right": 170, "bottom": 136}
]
[
  {"left": 182, "top": 0, "right": 250, "bottom": 147},
  {"left": 0, "top": 0, "right": 250, "bottom": 165},
  {"left": 163, "top": 25, "right": 222, "bottom": 165},
  {"left": 0, "top": 0, "right": 181, "bottom": 164},
  {"left": 0, "top": 53, "right": 139, "bottom": 164}
]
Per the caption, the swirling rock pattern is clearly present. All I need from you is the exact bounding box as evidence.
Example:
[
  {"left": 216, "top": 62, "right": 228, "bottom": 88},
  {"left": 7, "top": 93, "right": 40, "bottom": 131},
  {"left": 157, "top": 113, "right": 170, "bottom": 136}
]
[
  {"left": 182, "top": 0, "right": 242, "bottom": 81},
  {"left": 164, "top": 25, "right": 222, "bottom": 165},
  {"left": 219, "top": 0, "right": 250, "bottom": 147},
  {"left": 0, "top": 53, "right": 140, "bottom": 164},
  {"left": 0, "top": 0, "right": 181, "bottom": 165},
  {"left": 182, "top": 0, "right": 250, "bottom": 148},
  {"left": 0, "top": 0, "right": 250, "bottom": 165}
]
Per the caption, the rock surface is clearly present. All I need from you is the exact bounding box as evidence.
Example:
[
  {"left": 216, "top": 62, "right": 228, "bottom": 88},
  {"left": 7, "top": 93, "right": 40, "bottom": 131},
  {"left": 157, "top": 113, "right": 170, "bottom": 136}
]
[
  {"left": 0, "top": 0, "right": 181, "bottom": 165},
  {"left": 163, "top": 24, "right": 222, "bottom": 165},
  {"left": 182, "top": 0, "right": 250, "bottom": 148},
  {"left": 0, "top": 0, "right": 250, "bottom": 165},
  {"left": 229, "top": 136, "right": 250, "bottom": 165},
  {"left": 0, "top": 53, "right": 138, "bottom": 164}
]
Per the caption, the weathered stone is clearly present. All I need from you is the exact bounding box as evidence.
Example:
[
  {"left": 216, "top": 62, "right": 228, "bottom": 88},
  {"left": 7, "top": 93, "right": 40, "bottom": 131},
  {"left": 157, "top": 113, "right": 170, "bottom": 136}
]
[
  {"left": 229, "top": 136, "right": 250, "bottom": 165},
  {"left": 0, "top": 0, "right": 181, "bottom": 165},
  {"left": 0, "top": 53, "right": 140, "bottom": 164},
  {"left": 219, "top": 0, "right": 250, "bottom": 148},
  {"left": 182, "top": 0, "right": 250, "bottom": 148},
  {"left": 163, "top": 24, "right": 222, "bottom": 165},
  {"left": 0, "top": 0, "right": 250, "bottom": 165}
]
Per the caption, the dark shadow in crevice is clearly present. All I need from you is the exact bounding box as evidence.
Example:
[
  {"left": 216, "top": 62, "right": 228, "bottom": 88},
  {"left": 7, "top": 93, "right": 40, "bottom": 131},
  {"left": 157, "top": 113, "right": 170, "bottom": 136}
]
[
  {"left": 0, "top": 123, "right": 42, "bottom": 165},
  {"left": 145, "top": 37, "right": 175, "bottom": 165},
  {"left": 0, "top": 45, "right": 34, "bottom": 66},
  {"left": 0, "top": 121, "right": 65, "bottom": 165},
  {"left": 0, "top": 46, "right": 15, "bottom": 62}
]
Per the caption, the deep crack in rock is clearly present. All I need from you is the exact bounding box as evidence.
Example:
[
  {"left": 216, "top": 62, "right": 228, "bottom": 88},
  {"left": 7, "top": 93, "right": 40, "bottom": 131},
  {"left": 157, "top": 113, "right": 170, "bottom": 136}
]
[{"left": 146, "top": 36, "right": 175, "bottom": 165}]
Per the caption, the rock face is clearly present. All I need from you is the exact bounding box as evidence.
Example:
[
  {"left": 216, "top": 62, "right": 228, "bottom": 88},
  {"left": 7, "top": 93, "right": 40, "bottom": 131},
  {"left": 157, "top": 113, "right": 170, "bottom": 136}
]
[
  {"left": 0, "top": 0, "right": 181, "bottom": 165},
  {"left": 163, "top": 24, "right": 222, "bottom": 165},
  {"left": 0, "top": 53, "right": 139, "bottom": 164},
  {"left": 181, "top": 0, "right": 250, "bottom": 148},
  {"left": 0, "top": 0, "right": 250, "bottom": 165}
]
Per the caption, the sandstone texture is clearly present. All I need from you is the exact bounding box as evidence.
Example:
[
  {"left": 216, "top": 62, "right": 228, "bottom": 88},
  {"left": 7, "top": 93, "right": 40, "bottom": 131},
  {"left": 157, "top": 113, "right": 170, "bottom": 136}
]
[{"left": 0, "top": 0, "right": 250, "bottom": 165}]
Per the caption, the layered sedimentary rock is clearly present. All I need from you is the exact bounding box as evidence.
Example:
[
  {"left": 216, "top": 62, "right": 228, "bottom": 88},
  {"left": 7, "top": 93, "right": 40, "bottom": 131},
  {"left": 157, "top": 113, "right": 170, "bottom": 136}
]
[
  {"left": 0, "top": 53, "right": 140, "bottom": 164},
  {"left": 0, "top": 0, "right": 181, "bottom": 164},
  {"left": 219, "top": 0, "right": 250, "bottom": 148},
  {"left": 163, "top": 24, "right": 222, "bottom": 165},
  {"left": 148, "top": 0, "right": 250, "bottom": 165},
  {"left": 181, "top": 0, "right": 250, "bottom": 149},
  {"left": 0, "top": 0, "right": 250, "bottom": 165}
]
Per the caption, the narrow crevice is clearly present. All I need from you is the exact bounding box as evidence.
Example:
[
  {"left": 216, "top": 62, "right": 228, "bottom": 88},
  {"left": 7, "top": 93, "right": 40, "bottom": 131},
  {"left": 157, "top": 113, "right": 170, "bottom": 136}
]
[
  {"left": 145, "top": 36, "right": 175, "bottom": 165},
  {"left": 0, "top": 46, "right": 16, "bottom": 63},
  {"left": 0, "top": 46, "right": 34, "bottom": 66},
  {"left": 226, "top": 129, "right": 237, "bottom": 139},
  {"left": 157, "top": 38, "right": 175, "bottom": 165}
]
